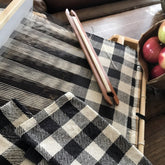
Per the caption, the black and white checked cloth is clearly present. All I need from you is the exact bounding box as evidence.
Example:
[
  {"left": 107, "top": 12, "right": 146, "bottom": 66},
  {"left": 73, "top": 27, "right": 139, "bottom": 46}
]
[
  {"left": 0, "top": 100, "right": 35, "bottom": 165},
  {"left": 15, "top": 92, "right": 151, "bottom": 165},
  {"left": 0, "top": 99, "right": 49, "bottom": 165},
  {"left": 0, "top": 13, "right": 142, "bottom": 146}
]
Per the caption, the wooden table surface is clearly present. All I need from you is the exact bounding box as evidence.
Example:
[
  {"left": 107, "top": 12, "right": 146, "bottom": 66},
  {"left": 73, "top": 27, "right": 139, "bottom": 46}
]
[{"left": 82, "top": 4, "right": 164, "bottom": 40}]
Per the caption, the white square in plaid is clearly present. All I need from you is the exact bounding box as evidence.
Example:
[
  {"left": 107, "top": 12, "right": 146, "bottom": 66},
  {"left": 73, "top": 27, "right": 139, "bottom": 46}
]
[
  {"left": 112, "top": 121, "right": 127, "bottom": 137},
  {"left": 38, "top": 136, "right": 62, "bottom": 158},
  {"left": 115, "top": 100, "right": 129, "bottom": 115},
  {"left": 102, "top": 126, "right": 119, "bottom": 143},
  {"left": 119, "top": 155, "right": 135, "bottom": 165},
  {"left": 44, "top": 101, "right": 59, "bottom": 115},
  {"left": 86, "top": 89, "right": 102, "bottom": 104},
  {"left": 20, "top": 117, "right": 37, "bottom": 133},
  {"left": 80, "top": 105, "right": 97, "bottom": 121},
  {"left": 124, "top": 51, "right": 136, "bottom": 64},
  {"left": 98, "top": 56, "right": 111, "bottom": 68},
  {"left": 12, "top": 114, "right": 29, "bottom": 127},
  {"left": 62, "top": 119, "right": 81, "bottom": 138},
  {"left": 0, "top": 134, "right": 13, "bottom": 155},
  {"left": 101, "top": 43, "right": 115, "bottom": 59},
  {"left": 121, "top": 65, "right": 134, "bottom": 77},
  {"left": 118, "top": 81, "right": 131, "bottom": 95},
  {"left": 126, "top": 146, "right": 143, "bottom": 164},
  {"left": 85, "top": 141, "right": 105, "bottom": 161},
  {"left": 20, "top": 159, "right": 35, "bottom": 165},
  {"left": 71, "top": 160, "right": 81, "bottom": 165}
]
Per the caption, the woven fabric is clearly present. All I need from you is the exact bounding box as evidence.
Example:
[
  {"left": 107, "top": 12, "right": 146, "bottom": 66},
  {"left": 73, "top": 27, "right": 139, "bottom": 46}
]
[
  {"left": 0, "top": 13, "right": 142, "bottom": 145},
  {"left": 0, "top": 101, "right": 49, "bottom": 165},
  {"left": 16, "top": 92, "right": 151, "bottom": 165},
  {"left": 0, "top": 100, "right": 34, "bottom": 165},
  {"left": 0, "top": 100, "right": 48, "bottom": 165}
]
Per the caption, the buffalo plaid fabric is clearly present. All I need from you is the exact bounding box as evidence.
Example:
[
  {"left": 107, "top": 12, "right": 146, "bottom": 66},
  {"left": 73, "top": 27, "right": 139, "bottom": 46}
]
[
  {"left": 15, "top": 92, "right": 151, "bottom": 165},
  {"left": 0, "top": 100, "right": 49, "bottom": 165},
  {"left": 0, "top": 100, "right": 34, "bottom": 165},
  {"left": 0, "top": 13, "right": 142, "bottom": 146}
]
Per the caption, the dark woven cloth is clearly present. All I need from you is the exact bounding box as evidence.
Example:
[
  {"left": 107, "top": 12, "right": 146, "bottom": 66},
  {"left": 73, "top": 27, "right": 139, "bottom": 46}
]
[
  {"left": 0, "top": 13, "right": 142, "bottom": 146},
  {"left": 16, "top": 92, "right": 151, "bottom": 165}
]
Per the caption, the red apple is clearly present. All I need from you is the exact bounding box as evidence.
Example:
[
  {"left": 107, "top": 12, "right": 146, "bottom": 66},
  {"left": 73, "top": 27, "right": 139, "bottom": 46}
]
[
  {"left": 158, "top": 21, "right": 165, "bottom": 44},
  {"left": 150, "top": 65, "right": 165, "bottom": 79},
  {"left": 142, "top": 36, "right": 162, "bottom": 63},
  {"left": 158, "top": 47, "right": 165, "bottom": 69}
]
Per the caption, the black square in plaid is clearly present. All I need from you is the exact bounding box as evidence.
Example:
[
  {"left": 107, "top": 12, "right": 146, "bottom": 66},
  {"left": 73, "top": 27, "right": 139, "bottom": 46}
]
[
  {"left": 106, "top": 143, "right": 125, "bottom": 163},
  {"left": 24, "top": 147, "right": 43, "bottom": 164},
  {"left": 0, "top": 111, "right": 10, "bottom": 130},
  {"left": 99, "top": 104, "right": 114, "bottom": 122},
  {"left": 64, "top": 139, "right": 83, "bottom": 158},
  {"left": 83, "top": 122, "right": 102, "bottom": 140},
  {"left": 39, "top": 116, "right": 60, "bottom": 134},
  {"left": 60, "top": 101, "right": 80, "bottom": 118},
  {"left": 15, "top": 92, "right": 151, "bottom": 165},
  {"left": 0, "top": 155, "right": 12, "bottom": 165}
]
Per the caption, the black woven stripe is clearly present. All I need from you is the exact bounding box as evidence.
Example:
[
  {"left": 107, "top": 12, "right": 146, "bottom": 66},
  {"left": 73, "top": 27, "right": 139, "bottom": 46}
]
[
  {"left": 0, "top": 73, "right": 64, "bottom": 100},
  {"left": 0, "top": 98, "right": 7, "bottom": 107},
  {"left": 0, "top": 155, "right": 12, "bottom": 165},
  {"left": 2, "top": 50, "right": 91, "bottom": 89},
  {"left": 127, "top": 117, "right": 132, "bottom": 129},
  {"left": 12, "top": 99, "right": 33, "bottom": 118},
  {"left": 25, "top": 148, "right": 43, "bottom": 164},
  {"left": 13, "top": 32, "right": 90, "bottom": 69},
  {"left": 22, "top": 104, "right": 43, "bottom": 115},
  {"left": 22, "top": 18, "right": 80, "bottom": 47}
]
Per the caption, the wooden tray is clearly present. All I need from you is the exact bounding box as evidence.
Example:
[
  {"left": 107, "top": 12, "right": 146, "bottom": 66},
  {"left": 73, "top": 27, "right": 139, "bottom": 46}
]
[{"left": 109, "top": 34, "right": 146, "bottom": 154}]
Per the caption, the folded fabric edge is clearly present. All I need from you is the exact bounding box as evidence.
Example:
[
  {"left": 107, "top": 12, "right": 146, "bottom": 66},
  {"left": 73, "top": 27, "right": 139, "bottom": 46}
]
[
  {"left": 15, "top": 92, "right": 74, "bottom": 137},
  {"left": 0, "top": 99, "right": 33, "bottom": 127}
]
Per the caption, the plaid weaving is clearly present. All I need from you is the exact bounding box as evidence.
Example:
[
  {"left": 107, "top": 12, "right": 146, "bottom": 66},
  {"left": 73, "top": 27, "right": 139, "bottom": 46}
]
[
  {"left": 0, "top": 100, "right": 48, "bottom": 165},
  {"left": 0, "top": 13, "right": 142, "bottom": 145},
  {"left": 16, "top": 92, "right": 151, "bottom": 165},
  {"left": 0, "top": 100, "right": 34, "bottom": 165}
]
